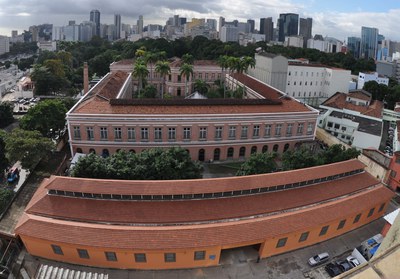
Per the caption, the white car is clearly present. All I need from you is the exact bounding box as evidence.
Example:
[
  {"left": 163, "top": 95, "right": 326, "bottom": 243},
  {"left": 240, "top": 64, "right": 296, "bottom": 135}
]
[
  {"left": 308, "top": 252, "right": 329, "bottom": 266},
  {"left": 346, "top": 256, "right": 360, "bottom": 268}
]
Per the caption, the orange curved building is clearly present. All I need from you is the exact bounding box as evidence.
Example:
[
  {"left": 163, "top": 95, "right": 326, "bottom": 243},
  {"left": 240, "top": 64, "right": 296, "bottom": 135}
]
[{"left": 15, "top": 159, "right": 394, "bottom": 270}]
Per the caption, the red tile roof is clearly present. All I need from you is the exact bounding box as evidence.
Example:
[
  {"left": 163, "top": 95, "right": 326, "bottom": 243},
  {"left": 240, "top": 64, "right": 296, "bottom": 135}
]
[
  {"left": 41, "top": 159, "right": 365, "bottom": 196},
  {"left": 321, "top": 92, "right": 383, "bottom": 118},
  {"left": 26, "top": 171, "right": 379, "bottom": 225},
  {"left": 15, "top": 186, "right": 394, "bottom": 250}
]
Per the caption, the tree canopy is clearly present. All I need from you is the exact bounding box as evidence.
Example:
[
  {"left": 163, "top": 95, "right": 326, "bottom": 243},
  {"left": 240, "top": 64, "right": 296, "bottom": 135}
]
[
  {"left": 0, "top": 135, "right": 8, "bottom": 177},
  {"left": 236, "top": 152, "right": 277, "bottom": 176},
  {"left": 0, "top": 102, "right": 14, "bottom": 128},
  {"left": 71, "top": 147, "right": 203, "bottom": 180},
  {"left": 2, "top": 129, "right": 54, "bottom": 170},
  {"left": 19, "top": 99, "right": 69, "bottom": 136}
]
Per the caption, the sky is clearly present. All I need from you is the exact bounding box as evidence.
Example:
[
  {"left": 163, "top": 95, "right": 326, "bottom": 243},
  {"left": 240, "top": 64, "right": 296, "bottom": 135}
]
[{"left": 0, "top": 0, "right": 400, "bottom": 42}]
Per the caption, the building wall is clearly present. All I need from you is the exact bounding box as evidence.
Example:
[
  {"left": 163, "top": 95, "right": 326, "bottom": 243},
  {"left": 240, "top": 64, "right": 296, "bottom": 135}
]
[{"left": 19, "top": 199, "right": 390, "bottom": 270}]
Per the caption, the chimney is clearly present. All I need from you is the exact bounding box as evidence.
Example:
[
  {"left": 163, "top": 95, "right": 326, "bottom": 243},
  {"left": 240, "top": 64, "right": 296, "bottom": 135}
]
[{"left": 83, "top": 62, "right": 89, "bottom": 94}]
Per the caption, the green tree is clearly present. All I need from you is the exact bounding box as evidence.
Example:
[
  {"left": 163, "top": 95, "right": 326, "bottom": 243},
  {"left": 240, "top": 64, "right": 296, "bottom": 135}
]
[
  {"left": 0, "top": 135, "right": 8, "bottom": 177},
  {"left": 133, "top": 60, "right": 149, "bottom": 93},
  {"left": 385, "top": 85, "right": 400, "bottom": 110},
  {"left": 19, "top": 99, "right": 68, "bottom": 136},
  {"left": 181, "top": 53, "right": 194, "bottom": 64},
  {"left": 217, "top": 55, "right": 230, "bottom": 97},
  {"left": 321, "top": 144, "right": 361, "bottom": 164},
  {"left": 139, "top": 85, "right": 157, "bottom": 98},
  {"left": 3, "top": 129, "right": 54, "bottom": 170},
  {"left": 70, "top": 153, "right": 109, "bottom": 179},
  {"left": 179, "top": 63, "right": 194, "bottom": 96},
  {"left": 282, "top": 147, "right": 322, "bottom": 170},
  {"left": 193, "top": 79, "right": 210, "bottom": 95},
  {"left": 155, "top": 60, "right": 171, "bottom": 98},
  {"left": 236, "top": 152, "right": 277, "bottom": 176},
  {"left": 145, "top": 52, "right": 159, "bottom": 83},
  {"left": 0, "top": 189, "right": 14, "bottom": 213},
  {"left": 0, "top": 102, "right": 14, "bottom": 128}
]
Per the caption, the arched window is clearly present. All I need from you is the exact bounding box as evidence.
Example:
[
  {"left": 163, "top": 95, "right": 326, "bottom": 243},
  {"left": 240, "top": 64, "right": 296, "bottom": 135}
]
[
  {"left": 239, "top": 147, "right": 246, "bottom": 157},
  {"left": 198, "top": 149, "right": 205, "bottom": 161},
  {"left": 213, "top": 148, "right": 221, "bottom": 161},
  {"left": 283, "top": 143, "right": 290, "bottom": 152},
  {"left": 76, "top": 148, "right": 83, "bottom": 153},
  {"left": 227, "top": 147, "right": 234, "bottom": 158},
  {"left": 102, "top": 149, "right": 110, "bottom": 158},
  {"left": 273, "top": 144, "right": 279, "bottom": 153},
  {"left": 251, "top": 146, "right": 257, "bottom": 154},
  {"left": 89, "top": 148, "right": 96, "bottom": 154},
  {"left": 262, "top": 145, "right": 268, "bottom": 153},
  {"left": 129, "top": 149, "right": 136, "bottom": 153}
]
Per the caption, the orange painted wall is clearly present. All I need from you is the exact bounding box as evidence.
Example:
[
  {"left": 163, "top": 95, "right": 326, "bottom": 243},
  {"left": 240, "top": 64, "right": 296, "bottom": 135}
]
[{"left": 19, "top": 201, "right": 389, "bottom": 270}]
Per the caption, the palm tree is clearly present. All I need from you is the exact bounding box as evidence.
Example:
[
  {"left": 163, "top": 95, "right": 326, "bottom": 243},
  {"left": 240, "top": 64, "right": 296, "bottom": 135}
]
[
  {"left": 179, "top": 63, "right": 194, "bottom": 97},
  {"left": 193, "top": 79, "right": 210, "bottom": 95},
  {"left": 133, "top": 60, "right": 149, "bottom": 94},
  {"left": 145, "top": 52, "right": 158, "bottom": 83},
  {"left": 217, "top": 55, "right": 230, "bottom": 98},
  {"left": 155, "top": 60, "right": 171, "bottom": 99},
  {"left": 237, "top": 56, "right": 256, "bottom": 98},
  {"left": 182, "top": 53, "right": 194, "bottom": 64}
]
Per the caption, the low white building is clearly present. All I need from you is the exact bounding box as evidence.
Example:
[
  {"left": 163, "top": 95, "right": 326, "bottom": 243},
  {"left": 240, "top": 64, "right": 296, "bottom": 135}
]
[
  {"left": 285, "top": 36, "right": 304, "bottom": 48},
  {"left": 358, "top": 72, "right": 389, "bottom": 89},
  {"left": 318, "top": 90, "right": 383, "bottom": 150}
]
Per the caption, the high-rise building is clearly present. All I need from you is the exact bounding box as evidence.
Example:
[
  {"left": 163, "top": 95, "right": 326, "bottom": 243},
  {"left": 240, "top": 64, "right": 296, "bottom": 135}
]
[
  {"left": 219, "top": 16, "right": 225, "bottom": 32},
  {"left": 80, "top": 21, "right": 96, "bottom": 42},
  {"left": 114, "top": 14, "right": 121, "bottom": 40},
  {"left": 207, "top": 19, "right": 218, "bottom": 31},
  {"left": 0, "top": 36, "right": 10, "bottom": 55},
  {"left": 137, "top": 15, "right": 144, "bottom": 35},
  {"left": 260, "top": 17, "right": 274, "bottom": 42},
  {"left": 11, "top": 30, "right": 18, "bottom": 38},
  {"left": 90, "top": 10, "right": 101, "bottom": 37},
  {"left": 247, "top": 19, "right": 255, "bottom": 33},
  {"left": 360, "top": 26, "right": 379, "bottom": 60},
  {"left": 220, "top": 25, "right": 238, "bottom": 42},
  {"left": 299, "top": 17, "right": 312, "bottom": 46},
  {"left": 278, "top": 13, "right": 299, "bottom": 42},
  {"left": 347, "top": 37, "right": 361, "bottom": 58}
]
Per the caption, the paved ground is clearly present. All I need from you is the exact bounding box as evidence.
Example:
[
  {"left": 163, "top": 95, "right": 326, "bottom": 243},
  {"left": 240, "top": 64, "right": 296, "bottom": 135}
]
[{"left": 20, "top": 208, "right": 394, "bottom": 279}]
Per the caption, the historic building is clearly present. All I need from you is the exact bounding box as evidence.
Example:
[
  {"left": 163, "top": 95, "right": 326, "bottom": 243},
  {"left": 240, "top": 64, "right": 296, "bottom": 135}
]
[
  {"left": 66, "top": 70, "right": 319, "bottom": 161},
  {"left": 15, "top": 159, "right": 394, "bottom": 270}
]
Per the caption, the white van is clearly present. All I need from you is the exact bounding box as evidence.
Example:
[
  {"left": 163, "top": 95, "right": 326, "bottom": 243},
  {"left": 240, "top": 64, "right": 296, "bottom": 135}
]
[{"left": 308, "top": 252, "right": 330, "bottom": 266}]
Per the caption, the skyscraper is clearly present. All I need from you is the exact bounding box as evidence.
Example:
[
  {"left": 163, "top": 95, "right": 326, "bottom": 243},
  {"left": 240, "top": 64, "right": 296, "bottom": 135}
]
[
  {"left": 247, "top": 19, "right": 255, "bottom": 33},
  {"left": 90, "top": 9, "right": 100, "bottom": 37},
  {"left": 137, "top": 15, "right": 144, "bottom": 35},
  {"left": 260, "top": 17, "right": 274, "bottom": 42},
  {"left": 360, "top": 26, "right": 379, "bottom": 60},
  {"left": 347, "top": 37, "right": 361, "bottom": 58},
  {"left": 278, "top": 13, "right": 299, "bottom": 42},
  {"left": 299, "top": 17, "right": 312, "bottom": 45},
  {"left": 114, "top": 14, "right": 121, "bottom": 39}
]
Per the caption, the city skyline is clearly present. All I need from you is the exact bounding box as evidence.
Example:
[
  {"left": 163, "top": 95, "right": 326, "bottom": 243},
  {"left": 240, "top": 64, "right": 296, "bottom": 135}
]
[{"left": 0, "top": 0, "right": 400, "bottom": 41}]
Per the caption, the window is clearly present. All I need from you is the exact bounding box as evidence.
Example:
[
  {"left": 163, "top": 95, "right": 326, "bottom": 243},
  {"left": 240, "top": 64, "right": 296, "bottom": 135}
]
[
  {"left": 229, "top": 126, "right": 236, "bottom": 139},
  {"left": 154, "top": 127, "right": 162, "bottom": 141},
  {"left": 51, "top": 244, "right": 63, "bottom": 255},
  {"left": 134, "top": 253, "right": 146, "bottom": 263},
  {"left": 319, "top": 225, "right": 329, "bottom": 236},
  {"left": 227, "top": 147, "right": 234, "bottom": 158},
  {"left": 183, "top": 127, "right": 191, "bottom": 140},
  {"left": 297, "top": 123, "right": 304, "bottom": 134},
  {"left": 86, "top": 127, "right": 94, "bottom": 140},
  {"left": 194, "top": 251, "right": 206, "bottom": 261},
  {"left": 367, "top": 208, "right": 375, "bottom": 217},
  {"left": 299, "top": 232, "right": 309, "bottom": 242},
  {"left": 168, "top": 127, "right": 176, "bottom": 140},
  {"left": 286, "top": 123, "right": 293, "bottom": 136},
  {"left": 141, "top": 128, "right": 149, "bottom": 140},
  {"left": 241, "top": 126, "right": 248, "bottom": 139},
  {"left": 215, "top": 126, "right": 223, "bottom": 139},
  {"left": 265, "top": 124, "right": 271, "bottom": 137},
  {"left": 100, "top": 127, "right": 108, "bottom": 140},
  {"left": 341, "top": 126, "right": 347, "bottom": 131},
  {"left": 199, "top": 127, "right": 207, "bottom": 140},
  {"left": 276, "top": 237, "right": 287, "bottom": 248},
  {"left": 253, "top": 125, "right": 260, "bottom": 137},
  {"left": 334, "top": 123, "right": 340, "bottom": 129},
  {"left": 127, "top": 128, "right": 135, "bottom": 141},
  {"left": 275, "top": 124, "right": 282, "bottom": 137},
  {"left": 307, "top": 123, "right": 313, "bottom": 135},
  {"left": 353, "top": 213, "right": 361, "bottom": 224},
  {"left": 77, "top": 249, "right": 89, "bottom": 259},
  {"left": 114, "top": 127, "right": 122, "bottom": 140},
  {"left": 164, "top": 253, "right": 176, "bottom": 262},
  {"left": 378, "top": 203, "right": 385, "bottom": 212},
  {"left": 337, "top": 219, "right": 346, "bottom": 230},
  {"left": 73, "top": 126, "right": 81, "bottom": 139},
  {"left": 105, "top": 251, "right": 117, "bottom": 261}
]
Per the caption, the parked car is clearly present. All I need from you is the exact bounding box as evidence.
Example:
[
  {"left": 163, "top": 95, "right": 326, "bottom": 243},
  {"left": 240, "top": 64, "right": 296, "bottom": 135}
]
[
  {"left": 308, "top": 252, "right": 329, "bottom": 266},
  {"left": 325, "top": 262, "right": 343, "bottom": 277},
  {"left": 346, "top": 256, "right": 360, "bottom": 268},
  {"left": 337, "top": 260, "right": 352, "bottom": 272}
]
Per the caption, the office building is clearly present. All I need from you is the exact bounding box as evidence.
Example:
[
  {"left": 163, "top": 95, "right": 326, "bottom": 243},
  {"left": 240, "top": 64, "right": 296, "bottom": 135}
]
[
  {"left": 347, "top": 37, "right": 361, "bottom": 58},
  {"left": 299, "top": 18, "right": 312, "bottom": 47},
  {"left": 90, "top": 10, "right": 101, "bottom": 37},
  {"left": 247, "top": 19, "right": 255, "bottom": 33},
  {"left": 220, "top": 25, "right": 238, "bottom": 42},
  {"left": 278, "top": 13, "right": 299, "bottom": 42},
  {"left": 260, "top": 17, "right": 274, "bottom": 42},
  {"left": 361, "top": 26, "right": 379, "bottom": 60},
  {"left": 114, "top": 14, "right": 121, "bottom": 40},
  {"left": 137, "top": 15, "right": 144, "bottom": 35},
  {"left": 0, "top": 36, "right": 10, "bottom": 55}
]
